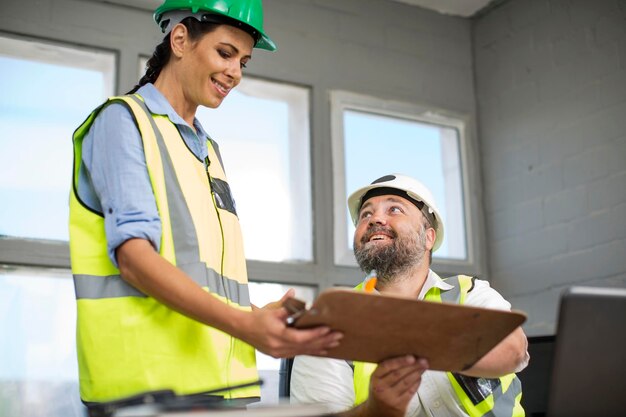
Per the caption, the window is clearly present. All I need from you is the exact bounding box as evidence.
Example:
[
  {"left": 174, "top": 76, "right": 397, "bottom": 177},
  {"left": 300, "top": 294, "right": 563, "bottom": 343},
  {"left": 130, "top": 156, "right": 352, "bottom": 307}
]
[
  {"left": 0, "top": 34, "right": 115, "bottom": 417},
  {"left": 0, "top": 35, "right": 115, "bottom": 242},
  {"left": 0, "top": 266, "right": 83, "bottom": 417},
  {"left": 248, "top": 282, "right": 316, "bottom": 404},
  {"left": 138, "top": 55, "right": 148, "bottom": 81},
  {"left": 331, "top": 91, "right": 469, "bottom": 267},
  {"left": 137, "top": 61, "right": 314, "bottom": 265},
  {"left": 197, "top": 77, "right": 312, "bottom": 263}
]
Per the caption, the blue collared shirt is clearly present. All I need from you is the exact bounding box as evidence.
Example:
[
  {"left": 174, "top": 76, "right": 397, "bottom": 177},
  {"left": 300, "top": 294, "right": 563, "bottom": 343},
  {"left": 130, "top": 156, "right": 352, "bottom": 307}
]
[{"left": 78, "top": 83, "right": 213, "bottom": 267}]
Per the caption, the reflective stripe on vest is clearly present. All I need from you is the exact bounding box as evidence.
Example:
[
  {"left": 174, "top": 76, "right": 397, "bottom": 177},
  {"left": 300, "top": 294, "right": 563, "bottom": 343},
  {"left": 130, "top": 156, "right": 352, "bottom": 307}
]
[
  {"left": 352, "top": 275, "right": 524, "bottom": 417},
  {"left": 351, "top": 280, "right": 377, "bottom": 405},
  {"left": 70, "top": 94, "right": 258, "bottom": 403}
]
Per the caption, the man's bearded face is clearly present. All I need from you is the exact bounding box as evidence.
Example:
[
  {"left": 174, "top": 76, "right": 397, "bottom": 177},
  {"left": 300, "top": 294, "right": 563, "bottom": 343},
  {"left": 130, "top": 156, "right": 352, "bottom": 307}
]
[{"left": 354, "top": 220, "right": 429, "bottom": 284}]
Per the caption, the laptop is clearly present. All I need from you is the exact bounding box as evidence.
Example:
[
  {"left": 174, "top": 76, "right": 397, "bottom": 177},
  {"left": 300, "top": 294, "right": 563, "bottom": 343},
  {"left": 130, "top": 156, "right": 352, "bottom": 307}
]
[{"left": 546, "top": 286, "right": 626, "bottom": 417}]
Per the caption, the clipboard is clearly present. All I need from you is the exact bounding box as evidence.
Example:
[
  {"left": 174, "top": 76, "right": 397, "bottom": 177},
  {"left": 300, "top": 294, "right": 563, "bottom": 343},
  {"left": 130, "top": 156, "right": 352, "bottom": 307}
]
[{"left": 285, "top": 288, "right": 526, "bottom": 372}]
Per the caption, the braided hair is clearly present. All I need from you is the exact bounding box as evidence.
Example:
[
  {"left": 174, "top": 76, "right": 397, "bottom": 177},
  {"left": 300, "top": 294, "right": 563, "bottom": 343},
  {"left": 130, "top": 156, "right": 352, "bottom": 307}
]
[{"left": 128, "top": 17, "right": 220, "bottom": 94}]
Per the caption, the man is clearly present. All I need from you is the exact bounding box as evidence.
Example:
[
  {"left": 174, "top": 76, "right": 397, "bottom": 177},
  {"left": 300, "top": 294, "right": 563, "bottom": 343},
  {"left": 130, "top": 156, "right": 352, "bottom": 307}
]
[{"left": 291, "top": 174, "right": 529, "bottom": 417}]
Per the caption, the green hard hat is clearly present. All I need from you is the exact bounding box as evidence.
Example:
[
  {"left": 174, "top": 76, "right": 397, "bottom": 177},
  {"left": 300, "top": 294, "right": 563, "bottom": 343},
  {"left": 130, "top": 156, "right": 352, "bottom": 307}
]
[{"left": 154, "top": 0, "right": 276, "bottom": 51}]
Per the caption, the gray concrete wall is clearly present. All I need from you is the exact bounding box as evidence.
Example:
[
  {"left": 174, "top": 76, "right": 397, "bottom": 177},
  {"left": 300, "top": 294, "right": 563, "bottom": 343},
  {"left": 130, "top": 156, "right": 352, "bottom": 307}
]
[{"left": 473, "top": 0, "right": 626, "bottom": 335}]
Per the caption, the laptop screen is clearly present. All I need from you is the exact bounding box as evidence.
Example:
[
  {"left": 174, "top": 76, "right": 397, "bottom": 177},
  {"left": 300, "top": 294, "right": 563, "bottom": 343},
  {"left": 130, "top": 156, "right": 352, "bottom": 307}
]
[{"left": 547, "top": 286, "right": 626, "bottom": 417}]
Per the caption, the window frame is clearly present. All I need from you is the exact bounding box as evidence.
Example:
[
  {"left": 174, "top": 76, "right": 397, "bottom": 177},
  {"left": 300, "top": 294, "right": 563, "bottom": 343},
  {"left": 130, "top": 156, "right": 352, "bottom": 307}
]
[
  {"left": 194, "top": 74, "right": 314, "bottom": 264},
  {"left": 142, "top": 55, "right": 317, "bottom": 265},
  {"left": 0, "top": 34, "right": 323, "bottom": 284},
  {"left": 330, "top": 90, "right": 480, "bottom": 274},
  {"left": 0, "top": 33, "right": 117, "bottom": 269}
]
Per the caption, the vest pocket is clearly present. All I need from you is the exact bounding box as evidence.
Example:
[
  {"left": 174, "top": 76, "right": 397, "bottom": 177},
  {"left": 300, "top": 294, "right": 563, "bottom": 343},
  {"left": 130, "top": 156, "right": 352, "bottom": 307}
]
[
  {"left": 210, "top": 177, "right": 237, "bottom": 217},
  {"left": 451, "top": 373, "right": 501, "bottom": 405}
]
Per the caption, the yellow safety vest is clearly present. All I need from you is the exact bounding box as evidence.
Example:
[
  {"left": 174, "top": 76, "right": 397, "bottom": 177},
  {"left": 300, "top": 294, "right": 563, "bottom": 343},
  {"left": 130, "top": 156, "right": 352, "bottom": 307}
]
[
  {"left": 352, "top": 275, "right": 524, "bottom": 417},
  {"left": 70, "top": 94, "right": 259, "bottom": 403}
]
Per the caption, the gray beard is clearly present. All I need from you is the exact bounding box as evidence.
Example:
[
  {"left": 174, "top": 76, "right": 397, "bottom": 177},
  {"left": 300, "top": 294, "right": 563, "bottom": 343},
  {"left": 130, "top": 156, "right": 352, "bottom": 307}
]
[{"left": 354, "top": 222, "right": 428, "bottom": 285}]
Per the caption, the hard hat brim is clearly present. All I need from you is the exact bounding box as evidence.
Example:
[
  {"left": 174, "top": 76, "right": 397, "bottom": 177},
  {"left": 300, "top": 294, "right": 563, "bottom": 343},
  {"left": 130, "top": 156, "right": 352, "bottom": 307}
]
[{"left": 154, "top": 4, "right": 277, "bottom": 51}]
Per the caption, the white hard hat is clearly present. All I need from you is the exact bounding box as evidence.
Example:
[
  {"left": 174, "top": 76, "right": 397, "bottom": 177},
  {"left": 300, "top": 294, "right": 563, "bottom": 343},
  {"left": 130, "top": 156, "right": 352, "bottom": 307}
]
[{"left": 347, "top": 173, "right": 445, "bottom": 252}]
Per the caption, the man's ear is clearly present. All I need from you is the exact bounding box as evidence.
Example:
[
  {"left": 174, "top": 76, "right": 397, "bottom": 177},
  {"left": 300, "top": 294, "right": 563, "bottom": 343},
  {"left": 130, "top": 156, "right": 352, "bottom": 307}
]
[
  {"left": 170, "top": 23, "right": 188, "bottom": 58},
  {"left": 425, "top": 227, "right": 436, "bottom": 251}
]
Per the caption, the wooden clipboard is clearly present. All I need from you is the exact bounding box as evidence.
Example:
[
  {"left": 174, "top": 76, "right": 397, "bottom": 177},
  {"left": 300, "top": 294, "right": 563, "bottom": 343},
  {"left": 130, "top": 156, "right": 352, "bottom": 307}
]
[{"left": 286, "top": 288, "right": 526, "bottom": 372}]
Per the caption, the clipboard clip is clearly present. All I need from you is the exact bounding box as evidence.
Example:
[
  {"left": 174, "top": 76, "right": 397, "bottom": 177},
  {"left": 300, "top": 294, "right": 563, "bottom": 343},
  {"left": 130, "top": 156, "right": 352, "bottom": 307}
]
[{"left": 283, "top": 297, "right": 313, "bottom": 327}]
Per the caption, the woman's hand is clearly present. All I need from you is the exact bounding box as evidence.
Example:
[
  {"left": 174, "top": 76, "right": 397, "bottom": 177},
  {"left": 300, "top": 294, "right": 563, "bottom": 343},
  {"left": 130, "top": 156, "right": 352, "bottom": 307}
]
[
  {"left": 235, "top": 305, "right": 343, "bottom": 358},
  {"left": 117, "top": 239, "right": 342, "bottom": 358},
  {"left": 258, "top": 288, "right": 296, "bottom": 310}
]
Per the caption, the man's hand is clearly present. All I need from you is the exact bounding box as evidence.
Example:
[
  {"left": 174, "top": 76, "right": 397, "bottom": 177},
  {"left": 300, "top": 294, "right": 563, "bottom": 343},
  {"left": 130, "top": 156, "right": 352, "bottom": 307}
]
[
  {"left": 352, "top": 356, "right": 429, "bottom": 417},
  {"left": 337, "top": 356, "right": 429, "bottom": 417}
]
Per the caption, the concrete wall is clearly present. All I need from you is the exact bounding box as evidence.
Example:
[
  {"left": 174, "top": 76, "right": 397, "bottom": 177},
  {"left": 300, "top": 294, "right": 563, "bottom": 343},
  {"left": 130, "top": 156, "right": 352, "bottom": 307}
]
[{"left": 473, "top": 0, "right": 626, "bottom": 335}]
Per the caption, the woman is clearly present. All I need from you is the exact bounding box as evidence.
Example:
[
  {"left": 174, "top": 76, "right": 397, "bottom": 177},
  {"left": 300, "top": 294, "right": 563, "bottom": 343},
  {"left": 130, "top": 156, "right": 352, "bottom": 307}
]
[{"left": 69, "top": 0, "right": 341, "bottom": 407}]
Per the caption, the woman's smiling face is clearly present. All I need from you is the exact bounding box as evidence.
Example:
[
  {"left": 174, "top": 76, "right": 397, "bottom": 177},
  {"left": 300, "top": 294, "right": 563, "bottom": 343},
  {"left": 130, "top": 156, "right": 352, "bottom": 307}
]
[{"left": 179, "top": 24, "right": 254, "bottom": 109}]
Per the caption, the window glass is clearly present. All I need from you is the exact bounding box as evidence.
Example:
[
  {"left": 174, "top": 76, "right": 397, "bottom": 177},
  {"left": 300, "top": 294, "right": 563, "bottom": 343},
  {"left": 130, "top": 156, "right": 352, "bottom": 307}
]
[
  {"left": 197, "top": 78, "right": 312, "bottom": 263},
  {"left": 136, "top": 63, "right": 313, "bottom": 265},
  {"left": 0, "top": 266, "right": 84, "bottom": 417},
  {"left": 332, "top": 92, "right": 468, "bottom": 266},
  {"left": 138, "top": 56, "right": 148, "bottom": 80},
  {"left": 0, "top": 36, "right": 115, "bottom": 242},
  {"left": 248, "top": 282, "right": 316, "bottom": 404}
]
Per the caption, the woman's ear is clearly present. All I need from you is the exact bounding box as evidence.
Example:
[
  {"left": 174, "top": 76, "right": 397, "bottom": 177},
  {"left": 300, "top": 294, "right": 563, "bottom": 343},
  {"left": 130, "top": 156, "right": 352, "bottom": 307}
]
[{"left": 170, "top": 23, "right": 188, "bottom": 58}]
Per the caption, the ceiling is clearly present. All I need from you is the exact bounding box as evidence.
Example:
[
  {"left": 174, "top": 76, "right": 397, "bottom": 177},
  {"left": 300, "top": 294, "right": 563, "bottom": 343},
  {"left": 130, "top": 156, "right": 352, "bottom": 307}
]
[
  {"left": 108, "top": 0, "right": 496, "bottom": 18},
  {"left": 388, "top": 0, "right": 495, "bottom": 17}
]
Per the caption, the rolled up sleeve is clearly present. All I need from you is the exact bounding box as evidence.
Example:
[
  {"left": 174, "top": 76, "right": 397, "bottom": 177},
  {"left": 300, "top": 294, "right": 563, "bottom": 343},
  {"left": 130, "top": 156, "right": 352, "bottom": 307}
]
[
  {"left": 82, "top": 103, "right": 161, "bottom": 267},
  {"left": 467, "top": 279, "right": 530, "bottom": 372}
]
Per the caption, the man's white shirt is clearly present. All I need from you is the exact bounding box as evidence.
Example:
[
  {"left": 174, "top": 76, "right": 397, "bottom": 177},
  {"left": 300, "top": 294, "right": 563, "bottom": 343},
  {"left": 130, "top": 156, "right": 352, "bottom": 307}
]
[{"left": 290, "top": 270, "right": 529, "bottom": 416}]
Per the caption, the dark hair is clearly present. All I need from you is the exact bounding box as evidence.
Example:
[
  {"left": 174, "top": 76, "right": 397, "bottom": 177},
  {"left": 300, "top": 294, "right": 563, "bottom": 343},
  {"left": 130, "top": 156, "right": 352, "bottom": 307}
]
[{"left": 127, "top": 17, "right": 219, "bottom": 94}]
